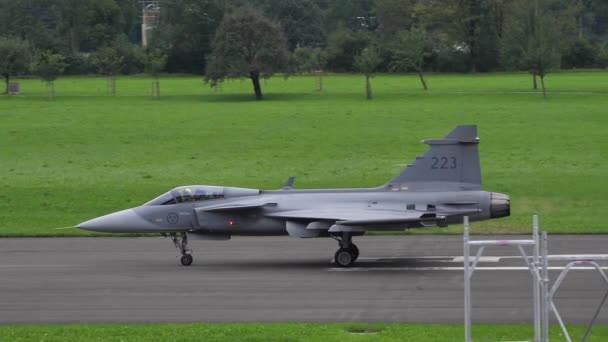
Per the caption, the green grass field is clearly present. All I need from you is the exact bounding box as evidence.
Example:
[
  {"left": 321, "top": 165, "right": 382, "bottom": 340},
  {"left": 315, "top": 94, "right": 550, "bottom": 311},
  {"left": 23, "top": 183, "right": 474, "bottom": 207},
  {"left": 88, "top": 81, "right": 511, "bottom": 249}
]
[
  {"left": 1, "top": 72, "right": 607, "bottom": 236},
  {"left": 1, "top": 323, "right": 607, "bottom": 341}
]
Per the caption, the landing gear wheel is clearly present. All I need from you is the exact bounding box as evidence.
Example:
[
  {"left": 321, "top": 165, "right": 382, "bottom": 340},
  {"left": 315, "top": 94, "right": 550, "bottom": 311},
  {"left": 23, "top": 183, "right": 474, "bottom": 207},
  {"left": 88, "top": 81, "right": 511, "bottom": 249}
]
[
  {"left": 170, "top": 232, "right": 194, "bottom": 266},
  {"left": 180, "top": 254, "right": 193, "bottom": 266},
  {"left": 334, "top": 248, "right": 355, "bottom": 267},
  {"left": 351, "top": 244, "right": 359, "bottom": 260}
]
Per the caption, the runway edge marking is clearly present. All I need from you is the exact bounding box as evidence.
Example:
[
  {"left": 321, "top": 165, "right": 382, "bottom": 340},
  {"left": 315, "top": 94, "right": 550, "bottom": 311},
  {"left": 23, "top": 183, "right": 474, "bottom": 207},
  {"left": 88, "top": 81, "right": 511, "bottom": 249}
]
[{"left": 327, "top": 266, "right": 608, "bottom": 272}]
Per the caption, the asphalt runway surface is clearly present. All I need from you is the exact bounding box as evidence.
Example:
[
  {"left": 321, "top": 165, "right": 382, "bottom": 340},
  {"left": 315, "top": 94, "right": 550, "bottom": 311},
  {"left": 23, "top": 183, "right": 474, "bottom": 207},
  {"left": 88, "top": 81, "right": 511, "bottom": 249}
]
[{"left": 1, "top": 235, "right": 607, "bottom": 325}]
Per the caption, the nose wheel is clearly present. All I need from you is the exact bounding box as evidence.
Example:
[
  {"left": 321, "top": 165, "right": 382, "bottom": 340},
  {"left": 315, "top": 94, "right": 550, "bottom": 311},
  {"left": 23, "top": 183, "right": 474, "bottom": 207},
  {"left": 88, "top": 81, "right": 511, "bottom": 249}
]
[
  {"left": 170, "top": 232, "right": 193, "bottom": 266},
  {"left": 180, "top": 254, "right": 193, "bottom": 266},
  {"left": 332, "top": 232, "right": 360, "bottom": 267}
]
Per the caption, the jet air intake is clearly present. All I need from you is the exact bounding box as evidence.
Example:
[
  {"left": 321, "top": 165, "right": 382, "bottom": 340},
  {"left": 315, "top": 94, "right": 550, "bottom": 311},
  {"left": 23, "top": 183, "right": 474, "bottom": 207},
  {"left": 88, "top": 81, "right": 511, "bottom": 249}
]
[{"left": 490, "top": 192, "right": 510, "bottom": 218}]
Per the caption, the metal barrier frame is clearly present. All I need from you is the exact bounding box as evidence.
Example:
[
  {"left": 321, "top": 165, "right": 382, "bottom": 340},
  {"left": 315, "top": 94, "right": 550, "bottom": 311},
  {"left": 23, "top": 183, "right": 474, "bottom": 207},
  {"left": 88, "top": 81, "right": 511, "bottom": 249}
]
[
  {"left": 464, "top": 216, "right": 608, "bottom": 342},
  {"left": 464, "top": 215, "right": 542, "bottom": 342},
  {"left": 542, "top": 232, "right": 608, "bottom": 342}
]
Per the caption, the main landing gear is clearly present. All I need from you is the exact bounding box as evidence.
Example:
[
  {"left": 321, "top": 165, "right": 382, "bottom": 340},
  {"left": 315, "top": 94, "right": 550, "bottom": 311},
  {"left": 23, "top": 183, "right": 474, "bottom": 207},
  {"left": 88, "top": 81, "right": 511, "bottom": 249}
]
[
  {"left": 332, "top": 232, "right": 359, "bottom": 267},
  {"left": 170, "top": 232, "right": 193, "bottom": 266}
]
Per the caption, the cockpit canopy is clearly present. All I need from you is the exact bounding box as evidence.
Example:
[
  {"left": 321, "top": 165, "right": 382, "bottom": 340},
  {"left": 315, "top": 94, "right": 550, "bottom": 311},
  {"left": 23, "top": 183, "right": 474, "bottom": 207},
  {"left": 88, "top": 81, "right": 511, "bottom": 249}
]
[{"left": 144, "top": 185, "right": 225, "bottom": 206}]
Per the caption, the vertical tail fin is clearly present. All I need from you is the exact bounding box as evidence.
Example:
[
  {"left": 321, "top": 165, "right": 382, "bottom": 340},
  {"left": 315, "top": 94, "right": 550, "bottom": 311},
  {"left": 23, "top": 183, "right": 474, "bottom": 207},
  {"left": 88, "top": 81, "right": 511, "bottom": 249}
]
[{"left": 385, "top": 125, "right": 482, "bottom": 191}]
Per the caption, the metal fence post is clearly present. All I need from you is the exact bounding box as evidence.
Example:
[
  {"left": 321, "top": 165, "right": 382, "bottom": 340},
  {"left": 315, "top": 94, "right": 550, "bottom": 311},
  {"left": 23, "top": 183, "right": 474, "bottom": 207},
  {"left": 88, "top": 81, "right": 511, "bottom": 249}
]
[
  {"left": 464, "top": 216, "right": 471, "bottom": 342},
  {"left": 542, "top": 231, "right": 550, "bottom": 342},
  {"left": 533, "top": 215, "right": 541, "bottom": 342}
]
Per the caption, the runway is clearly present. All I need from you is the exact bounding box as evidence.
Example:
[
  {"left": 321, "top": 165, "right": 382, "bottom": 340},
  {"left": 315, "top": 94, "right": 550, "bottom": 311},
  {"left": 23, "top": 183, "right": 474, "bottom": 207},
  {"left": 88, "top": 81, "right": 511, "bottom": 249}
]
[{"left": 0, "top": 235, "right": 607, "bottom": 325}]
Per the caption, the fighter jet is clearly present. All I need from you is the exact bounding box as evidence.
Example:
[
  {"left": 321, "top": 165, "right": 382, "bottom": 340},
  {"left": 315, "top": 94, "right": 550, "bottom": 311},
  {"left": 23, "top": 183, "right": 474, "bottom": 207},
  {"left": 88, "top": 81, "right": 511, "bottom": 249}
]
[{"left": 78, "top": 125, "right": 510, "bottom": 267}]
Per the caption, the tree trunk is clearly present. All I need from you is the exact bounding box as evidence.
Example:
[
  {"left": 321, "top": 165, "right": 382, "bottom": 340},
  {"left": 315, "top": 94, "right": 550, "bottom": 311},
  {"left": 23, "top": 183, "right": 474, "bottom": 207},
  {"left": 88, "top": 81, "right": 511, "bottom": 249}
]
[
  {"left": 540, "top": 74, "right": 546, "bottom": 98},
  {"left": 365, "top": 75, "right": 372, "bottom": 100},
  {"left": 69, "top": 27, "right": 78, "bottom": 53},
  {"left": 532, "top": 74, "right": 538, "bottom": 90},
  {"left": 151, "top": 79, "right": 160, "bottom": 99},
  {"left": 107, "top": 77, "right": 116, "bottom": 96},
  {"left": 466, "top": 0, "right": 480, "bottom": 73},
  {"left": 578, "top": 0, "right": 584, "bottom": 39},
  {"left": 250, "top": 71, "right": 263, "bottom": 100},
  {"left": 417, "top": 69, "right": 428, "bottom": 91},
  {"left": 315, "top": 71, "right": 323, "bottom": 91},
  {"left": 46, "top": 81, "right": 55, "bottom": 100}
]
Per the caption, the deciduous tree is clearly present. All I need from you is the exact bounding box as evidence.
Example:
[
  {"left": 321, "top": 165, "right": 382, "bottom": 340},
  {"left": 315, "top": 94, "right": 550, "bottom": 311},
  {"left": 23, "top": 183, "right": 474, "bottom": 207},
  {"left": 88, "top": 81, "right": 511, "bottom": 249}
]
[
  {"left": 390, "top": 27, "right": 432, "bottom": 90},
  {"left": 0, "top": 37, "right": 31, "bottom": 94},
  {"left": 326, "top": 27, "right": 370, "bottom": 72},
  {"left": 354, "top": 44, "right": 382, "bottom": 100},
  {"left": 294, "top": 47, "right": 327, "bottom": 90},
  {"left": 501, "top": 0, "right": 560, "bottom": 97},
  {"left": 31, "top": 51, "right": 67, "bottom": 100},
  {"left": 145, "top": 49, "right": 167, "bottom": 99},
  {"left": 91, "top": 46, "right": 124, "bottom": 96},
  {"left": 205, "top": 7, "right": 289, "bottom": 100}
]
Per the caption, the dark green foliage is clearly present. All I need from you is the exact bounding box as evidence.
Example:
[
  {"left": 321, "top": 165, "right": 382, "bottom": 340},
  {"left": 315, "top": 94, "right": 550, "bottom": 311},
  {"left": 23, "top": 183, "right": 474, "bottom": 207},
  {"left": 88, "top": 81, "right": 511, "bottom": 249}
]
[
  {"left": 79, "top": 0, "right": 139, "bottom": 52},
  {"left": 326, "top": 27, "right": 370, "bottom": 72},
  {"left": 0, "top": 36, "right": 31, "bottom": 93},
  {"left": 91, "top": 46, "right": 124, "bottom": 76},
  {"left": 31, "top": 51, "right": 67, "bottom": 83},
  {"left": 354, "top": 45, "right": 382, "bottom": 76},
  {"left": 89, "top": 37, "right": 144, "bottom": 76},
  {"left": 252, "top": 0, "right": 326, "bottom": 50},
  {"left": 154, "top": 0, "right": 223, "bottom": 74},
  {"left": 62, "top": 53, "right": 94, "bottom": 75},
  {"left": 455, "top": 0, "right": 504, "bottom": 72},
  {"left": 0, "top": 1, "right": 63, "bottom": 52},
  {"left": 0, "top": 0, "right": 608, "bottom": 74},
  {"left": 30, "top": 51, "right": 67, "bottom": 100},
  {"left": 321, "top": 0, "right": 376, "bottom": 33},
  {"left": 375, "top": 0, "right": 416, "bottom": 39},
  {"left": 562, "top": 38, "right": 600, "bottom": 68},
  {"left": 145, "top": 50, "right": 167, "bottom": 78},
  {"left": 598, "top": 47, "right": 608, "bottom": 68},
  {"left": 205, "top": 7, "right": 289, "bottom": 100},
  {"left": 111, "top": 36, "right": 145, "bottom": 75},
  {"left": 293, "top": 47, "right": 327, "bottom": 73}
]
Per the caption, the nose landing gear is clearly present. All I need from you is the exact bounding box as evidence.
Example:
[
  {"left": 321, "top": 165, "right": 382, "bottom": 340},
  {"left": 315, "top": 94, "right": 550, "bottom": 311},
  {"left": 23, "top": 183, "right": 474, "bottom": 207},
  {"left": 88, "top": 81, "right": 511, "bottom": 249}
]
[
  {"left": 332, "top": 232, "right": 359, "bottom": 267},
  {"left": 170, "top": 232, "right": 193, "bottom": 266},
  {"left": 180, "top": 254, "right": 193, "bottom": 266}
]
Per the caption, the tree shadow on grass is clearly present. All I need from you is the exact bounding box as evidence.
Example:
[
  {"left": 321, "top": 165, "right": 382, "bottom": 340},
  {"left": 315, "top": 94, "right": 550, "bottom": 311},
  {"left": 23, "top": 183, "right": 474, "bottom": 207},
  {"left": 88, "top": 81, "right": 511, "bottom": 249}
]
[
  {"left": 201, "top": 92, "right": 315, "bottom": 103},
  {"left": 201, "top": 91, "right": 370, "bottom": 103}
]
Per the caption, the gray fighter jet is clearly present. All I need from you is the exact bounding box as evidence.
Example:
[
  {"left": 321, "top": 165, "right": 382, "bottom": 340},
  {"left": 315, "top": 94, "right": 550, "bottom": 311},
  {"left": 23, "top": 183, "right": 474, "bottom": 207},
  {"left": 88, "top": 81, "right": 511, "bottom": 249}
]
[{"left": 78, "top": 125, "right": 510, "bottom": 267}]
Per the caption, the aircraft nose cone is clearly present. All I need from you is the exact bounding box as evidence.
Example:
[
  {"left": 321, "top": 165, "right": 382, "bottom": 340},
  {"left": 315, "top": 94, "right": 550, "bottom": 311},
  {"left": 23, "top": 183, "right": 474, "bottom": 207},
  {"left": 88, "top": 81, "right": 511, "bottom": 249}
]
[{"left": 77, "top": 209, "right": 158, "bottom": 233}]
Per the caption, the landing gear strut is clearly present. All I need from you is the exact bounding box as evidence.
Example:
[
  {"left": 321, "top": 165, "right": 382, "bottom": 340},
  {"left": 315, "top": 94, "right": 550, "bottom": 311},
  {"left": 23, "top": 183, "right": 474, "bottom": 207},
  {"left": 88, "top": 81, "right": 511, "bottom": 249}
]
[
  {"left": 170, "top": 232, "right": 193, "bottom": 266},
  {"left": 332, "top": 232, "right": 359, "bottom": 267}
]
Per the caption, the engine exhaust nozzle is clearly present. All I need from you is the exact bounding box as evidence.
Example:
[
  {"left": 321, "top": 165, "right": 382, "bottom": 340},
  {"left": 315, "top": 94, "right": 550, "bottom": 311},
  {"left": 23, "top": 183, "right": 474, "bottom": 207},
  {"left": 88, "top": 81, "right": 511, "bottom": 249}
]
[{"left": 490, "top": 192, "right": 510, "bottom": 218}]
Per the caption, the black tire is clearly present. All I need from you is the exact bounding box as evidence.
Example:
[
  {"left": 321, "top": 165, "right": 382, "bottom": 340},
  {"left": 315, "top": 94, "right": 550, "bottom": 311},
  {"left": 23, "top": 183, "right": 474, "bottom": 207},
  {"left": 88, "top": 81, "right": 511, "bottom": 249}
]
[
  {"left": 180, "top": 254, "right": 193, "bottom": 266},
  {"left": 350, "top": 244, "right": 359, "bottom": 260},
  {"left": 334, "top": 248, "right": 355, "bottom": 267}
]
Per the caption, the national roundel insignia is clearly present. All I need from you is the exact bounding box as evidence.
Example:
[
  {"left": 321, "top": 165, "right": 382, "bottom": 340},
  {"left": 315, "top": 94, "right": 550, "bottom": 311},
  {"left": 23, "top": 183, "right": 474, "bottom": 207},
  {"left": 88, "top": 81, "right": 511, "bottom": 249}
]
[{"left": 167, "top": 213, "right": 179, "bottom": 224}]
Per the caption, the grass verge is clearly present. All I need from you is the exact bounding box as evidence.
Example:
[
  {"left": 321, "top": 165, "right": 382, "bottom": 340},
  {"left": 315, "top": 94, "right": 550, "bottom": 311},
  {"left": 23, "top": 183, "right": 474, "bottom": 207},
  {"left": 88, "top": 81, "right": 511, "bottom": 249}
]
[
  {"left": 1, "top": 323, "right": 607, "bottom": 342},
  {"left": 1, "top": 73, "right": 607, "bottom": 236}
]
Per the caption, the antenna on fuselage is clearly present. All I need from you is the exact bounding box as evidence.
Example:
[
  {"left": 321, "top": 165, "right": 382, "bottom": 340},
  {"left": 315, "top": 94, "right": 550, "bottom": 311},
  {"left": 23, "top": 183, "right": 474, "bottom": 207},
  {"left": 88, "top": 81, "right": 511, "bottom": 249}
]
[{"left": 283, "top": 176, "right": 296, "bottom": 190}]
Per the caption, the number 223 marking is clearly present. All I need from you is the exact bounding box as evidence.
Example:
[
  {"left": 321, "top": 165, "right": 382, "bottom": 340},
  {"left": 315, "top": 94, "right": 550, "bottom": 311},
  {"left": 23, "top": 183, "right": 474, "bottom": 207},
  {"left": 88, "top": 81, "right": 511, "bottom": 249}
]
[{"left": 431, "top": 156, "right": 457, "bottom": 169}]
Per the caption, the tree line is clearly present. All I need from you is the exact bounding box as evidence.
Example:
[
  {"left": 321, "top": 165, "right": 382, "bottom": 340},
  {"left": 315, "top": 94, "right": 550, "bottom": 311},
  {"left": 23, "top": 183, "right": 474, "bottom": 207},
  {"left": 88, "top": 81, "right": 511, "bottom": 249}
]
[{"left": 1, "top": 0, "right": 607, "bottom": 99}]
